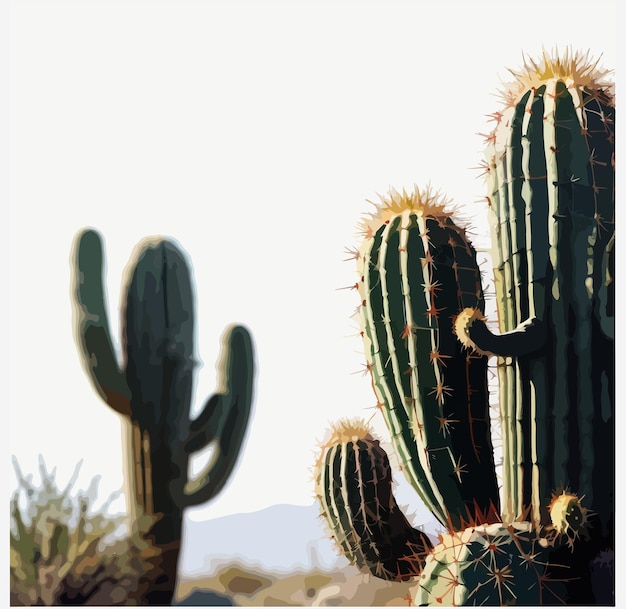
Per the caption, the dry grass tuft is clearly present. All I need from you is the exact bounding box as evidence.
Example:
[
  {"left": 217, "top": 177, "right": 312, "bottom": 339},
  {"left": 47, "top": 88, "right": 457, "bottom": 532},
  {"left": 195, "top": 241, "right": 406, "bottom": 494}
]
[{"left": 10, "top": 456, "right": 159, "bottom": 606}]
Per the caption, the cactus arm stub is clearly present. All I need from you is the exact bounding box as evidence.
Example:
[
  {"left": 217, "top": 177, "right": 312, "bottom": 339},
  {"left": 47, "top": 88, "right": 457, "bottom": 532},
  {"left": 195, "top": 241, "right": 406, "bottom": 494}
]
[
  {"left": 181, "top": 324, "right": 255, "bottom": 508},
  {"left": 71, "top": 229, "right": 131, "bottom": 416},
  {"left": 315, "top": 422, "right": 434, "bottom": 582},
  {"left": 455, "top": 307, "right": 546, "bottom": 357}
]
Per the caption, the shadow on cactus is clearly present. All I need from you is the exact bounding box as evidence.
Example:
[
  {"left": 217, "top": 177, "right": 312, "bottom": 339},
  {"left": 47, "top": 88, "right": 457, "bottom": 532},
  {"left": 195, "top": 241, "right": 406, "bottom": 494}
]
[
  {"left": 315, "top": 49, "right": 614, "bottom": 606},
  {"left": 10, "top": 456, "right": 158, "bottom": 606},
  {"left": 71, "top": 229, "right": 256, "bottom": 605}
]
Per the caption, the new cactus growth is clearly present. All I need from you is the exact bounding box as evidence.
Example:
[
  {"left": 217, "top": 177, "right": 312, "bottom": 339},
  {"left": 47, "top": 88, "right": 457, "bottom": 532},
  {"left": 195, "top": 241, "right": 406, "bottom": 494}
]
[
  {"left": 356, "top": 187, "right": 500, "bottom": 530},
  {"left": 548, "top": 491, "right": 589, "bottom": 546},
  {"left": 411, "top": 522, "right": 567, "bottom": 606},
  {"left": 315, "top": 420, "right": 433, "bottom": 581},
  {"left": 455, "top": 51, "right": 615, "bottom": 536},
  {"left": 72, "top": 229, "right": 255, "bottom": 604}
]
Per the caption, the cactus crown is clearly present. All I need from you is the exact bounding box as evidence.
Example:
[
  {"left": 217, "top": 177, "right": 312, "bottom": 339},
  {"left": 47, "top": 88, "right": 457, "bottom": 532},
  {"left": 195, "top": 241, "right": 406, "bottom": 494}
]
[
  {"left": 323, "top": 418, "right": 375, "bottom": 446},
  {"left": 501, "top": 48, "right": 614, "bottom": 105},
  {"left": 358, "top": 186, "right": 457, "bottom": 239},
  {"left": 485, "top": 49, "right": 615, "bottom": 161}
]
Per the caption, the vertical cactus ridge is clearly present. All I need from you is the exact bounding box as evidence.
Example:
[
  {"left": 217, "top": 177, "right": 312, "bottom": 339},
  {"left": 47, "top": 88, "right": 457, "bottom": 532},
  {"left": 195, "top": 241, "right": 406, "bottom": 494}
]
[
  {"left": 314, "top": 420, "right": 433, "bottom": 581},
  {"left": 463, "top": 51, "right": 615, "bottom": 531},
  {"left": 356, "top": 187, "right": 500, "bottom": 530}
]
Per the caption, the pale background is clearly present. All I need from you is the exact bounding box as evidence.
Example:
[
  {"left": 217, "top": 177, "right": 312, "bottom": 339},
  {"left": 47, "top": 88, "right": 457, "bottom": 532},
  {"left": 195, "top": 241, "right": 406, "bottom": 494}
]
[{"left": 7, "top": 0, "right": 620, "bottom": 557}]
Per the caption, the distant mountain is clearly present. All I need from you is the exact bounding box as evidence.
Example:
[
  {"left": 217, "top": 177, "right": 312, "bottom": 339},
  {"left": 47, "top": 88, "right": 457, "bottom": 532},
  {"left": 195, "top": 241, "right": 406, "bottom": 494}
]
[
  {"left": 180, "top": 503, "right": 347, "bottom": 577},
  {"left": 179, "top": 492, "right": 442, "bottom": 577}
]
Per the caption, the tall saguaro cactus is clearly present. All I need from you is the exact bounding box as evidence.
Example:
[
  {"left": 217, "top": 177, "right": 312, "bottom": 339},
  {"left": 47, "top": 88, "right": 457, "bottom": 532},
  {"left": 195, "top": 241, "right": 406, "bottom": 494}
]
[
  {"left": 71, "top": 229, "right": 255, "bottom": 605},
  {"left": 456, "top": 51, "right": 615, "bottom": 537}
]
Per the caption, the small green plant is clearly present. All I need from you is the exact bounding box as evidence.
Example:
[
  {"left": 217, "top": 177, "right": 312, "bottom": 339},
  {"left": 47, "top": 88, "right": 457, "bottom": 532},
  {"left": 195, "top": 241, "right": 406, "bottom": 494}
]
[{"left": 10, "top": 457, "right": 158, "bottom": 606}]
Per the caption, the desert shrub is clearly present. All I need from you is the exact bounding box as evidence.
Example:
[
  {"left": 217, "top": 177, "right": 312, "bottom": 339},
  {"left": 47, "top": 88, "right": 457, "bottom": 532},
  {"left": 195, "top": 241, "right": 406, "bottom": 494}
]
[{"left": 10, "top": 456, "right": 159, "bottom": 606}]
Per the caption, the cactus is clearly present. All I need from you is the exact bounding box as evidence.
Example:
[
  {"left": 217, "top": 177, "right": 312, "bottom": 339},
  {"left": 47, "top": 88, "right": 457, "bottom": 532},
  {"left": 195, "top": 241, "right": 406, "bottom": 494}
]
[
  {"left": 315, "top": 50, "right": 613, "bottom": 605},
  {"left": 454, "top": 50, "right": 615, "bottom": 539},
  {"left": 411, "top": 522, "right": 568, "bottom": 606},
  {"left": 314, "top": 420, "right": 433, "bottom": 581},
  {"left": 355, "top": 187, "right": 500, "bottom": 530},
  {"left": 71, "top": 228, "right": 255, "bottom": 604}
]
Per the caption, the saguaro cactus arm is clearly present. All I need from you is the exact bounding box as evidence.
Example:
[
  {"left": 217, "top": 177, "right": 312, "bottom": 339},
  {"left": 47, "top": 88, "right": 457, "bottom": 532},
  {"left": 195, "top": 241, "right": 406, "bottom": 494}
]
[
  {"left": 181, "top": 324, "right": 255, "bottom": 508},
  {"left": 454, "top": 307, "right": 546, "bottom": 357},
  {"left": 72, "top": 229, "right": 131, "bottom": 416}
]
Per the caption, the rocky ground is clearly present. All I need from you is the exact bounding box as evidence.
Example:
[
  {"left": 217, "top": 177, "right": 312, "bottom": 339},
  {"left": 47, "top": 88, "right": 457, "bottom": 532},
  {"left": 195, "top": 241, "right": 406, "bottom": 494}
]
[{"left": 175, "top": 563, "right": 417, "bottom": 607}]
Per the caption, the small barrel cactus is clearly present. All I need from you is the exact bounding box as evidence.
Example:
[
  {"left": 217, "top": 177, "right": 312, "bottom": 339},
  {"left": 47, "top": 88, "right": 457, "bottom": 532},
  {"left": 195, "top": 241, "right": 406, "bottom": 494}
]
[
  {"left": 412, "top": 522, "right": 567, "bottom": 607},
  {"left": 314, "top": 420, "right": 433, "bottom": 581},
  {"left": 355, "top": 187, "right": 500, "bottom": 530}
]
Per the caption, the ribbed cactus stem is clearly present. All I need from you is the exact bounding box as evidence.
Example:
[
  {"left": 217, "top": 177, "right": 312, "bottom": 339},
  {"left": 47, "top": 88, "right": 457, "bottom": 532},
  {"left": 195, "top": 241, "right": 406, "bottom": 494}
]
[
  {"left": 356, "top": 187, "right": 500, "bottom": 530},
  {"left": 315, "top": 420, "right": 433, "bottom": 581},
  {"left": 471, "top": 52, "right": 615, "bottom": 531}
]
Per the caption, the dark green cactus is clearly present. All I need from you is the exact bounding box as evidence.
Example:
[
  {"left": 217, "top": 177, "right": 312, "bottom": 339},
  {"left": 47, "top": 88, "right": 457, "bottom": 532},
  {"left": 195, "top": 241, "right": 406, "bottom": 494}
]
[
  {"left": 72, "top": 229, "right": 255, "bottom": 605},
  {"left": 455, "top": 52, "right": 615, "bottom": 541},
  {"left": 315, "top": 51, "right": 613, "bottom": 605},
  {"left": 355, "top": 187, "right": 500, "bottom": 530},
  {"left": 411, "top": 522, "right": 567, "bottom": 606},
  {"left": 315, "top": 420, "right": 433, "bottom": 581}
]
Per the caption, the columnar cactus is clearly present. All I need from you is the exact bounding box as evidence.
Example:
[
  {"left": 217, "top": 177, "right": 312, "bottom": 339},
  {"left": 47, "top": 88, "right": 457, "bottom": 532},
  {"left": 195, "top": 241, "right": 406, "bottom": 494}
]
[
  {"left": 355, "top": 187, "right": 500, "bottom": 530},
  {"left": 315, "top": 420, "right": 433, "bottom": 581},
  {"left": 72, "top": 229, "right": 255, "bottom": 605},
  {"left": 455, "top": 51, "right": 615, "bottom": 535}
]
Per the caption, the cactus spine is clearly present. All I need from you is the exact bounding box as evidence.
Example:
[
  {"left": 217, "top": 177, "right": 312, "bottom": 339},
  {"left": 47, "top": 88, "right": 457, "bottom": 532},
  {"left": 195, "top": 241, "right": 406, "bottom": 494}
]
[
  {"left": 72, "top": 229, "right": 255, "bottom": 605},
  {"left": 315, "top": 420, "right": 433, "bottom": 581},
  {"left": 356, "top": 188, "right": 500, "bottom": 530},
  {"left": 456, "top": 51, "right": 615, "bottom": 534}
]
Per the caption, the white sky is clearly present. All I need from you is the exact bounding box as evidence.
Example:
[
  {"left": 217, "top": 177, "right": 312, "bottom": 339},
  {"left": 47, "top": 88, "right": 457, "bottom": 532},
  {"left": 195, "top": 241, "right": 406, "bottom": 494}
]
[{"left": 7, "top": 0, "right": 619, "bottom": 530}]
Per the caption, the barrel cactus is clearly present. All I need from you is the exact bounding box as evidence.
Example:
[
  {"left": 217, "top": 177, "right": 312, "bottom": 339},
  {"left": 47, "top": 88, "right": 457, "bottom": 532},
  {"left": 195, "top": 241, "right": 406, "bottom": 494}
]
[
  {"left": 71, "top": 229, "right": 255, "bottom": 605},
  {"left": 411, "top": 522, "right": 567, "bottom": 607}
]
